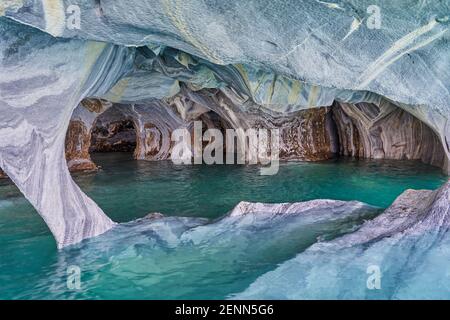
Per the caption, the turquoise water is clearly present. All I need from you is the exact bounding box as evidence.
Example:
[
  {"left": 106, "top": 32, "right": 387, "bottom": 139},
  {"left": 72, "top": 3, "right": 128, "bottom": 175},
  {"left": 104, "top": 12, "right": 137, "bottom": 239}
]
[{"left": 0, "top": 153, "right": 446, "bottom": 299}]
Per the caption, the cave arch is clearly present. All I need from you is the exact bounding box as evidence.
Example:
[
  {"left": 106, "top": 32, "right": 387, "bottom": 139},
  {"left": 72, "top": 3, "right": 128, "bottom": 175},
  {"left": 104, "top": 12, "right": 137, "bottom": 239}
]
[
  {"left": 66, "top": 92, "right": 448, "bottom": 172},
  {"left": 90, "top": 109, "right": 137, "bottom": 154},
  {"left": 331, "top": 100, "right": 446, "bottom": 169}
]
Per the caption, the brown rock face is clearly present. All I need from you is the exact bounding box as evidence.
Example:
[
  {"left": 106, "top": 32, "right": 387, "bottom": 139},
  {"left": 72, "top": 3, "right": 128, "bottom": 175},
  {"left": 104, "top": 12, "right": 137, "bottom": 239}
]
[
  {"left": 0, "top": 169, "right": 7, "bottom": 179},
  {"left": 63, "top": 98, "right": 114, "bottom": 172},
  {"left": 332, "top": 101, "right": 446, "bottom": 168},
  {"left": 332, "top": 103, "right": 364, "bottom": 158},
  {"left": 236, "top": 106, "right": 337, "bottom": 161},
  {"left": 65, "top": 120, "right": 98, "bottom": 172},
  {"left": 277, "top": 107, "right": 337, "bottom": 161},
  {"left": 91, "top": 102, "right": 190, "bottom": 161},
  {"left": 80, "top": 98, "right": 110, "bottom": 114}
]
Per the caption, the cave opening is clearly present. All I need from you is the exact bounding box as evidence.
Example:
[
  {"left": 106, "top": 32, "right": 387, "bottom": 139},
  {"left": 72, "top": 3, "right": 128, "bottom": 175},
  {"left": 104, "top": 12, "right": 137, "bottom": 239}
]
[
  {"left": 61, "top": 95, "right": 448, "bottom": 175},
  {"left": 90, "top": 113, "right": 137, "bottom": 154},
  {"left": 329, "top": 100, "right": 446, "bottom": 169}
]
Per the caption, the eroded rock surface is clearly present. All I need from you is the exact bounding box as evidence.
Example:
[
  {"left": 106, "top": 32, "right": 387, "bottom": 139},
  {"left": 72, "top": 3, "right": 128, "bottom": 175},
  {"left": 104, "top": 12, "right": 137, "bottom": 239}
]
[
  {"left": 333, "top": 100, "right": 446, "bottom": 168},
  {"left": 1, "top": 1, "right": 450, "bottom": 248},
  {"left": 91, "top": 119, "right": 136, "bottom": 153},
  {"left": 65, "top": 120, "right": 98, "bottom": 172},
  {"left": 0, "top": 20, "right": 127, "bottom": 248},
  {"left": 65, "top": 99, "right": 113, "bottom": 172},
  {"left": 86, "top": 90, "right": 338, "bottom": 162},
  {"left": 170, "top": 88, "right": 339, "bottom": 161}
]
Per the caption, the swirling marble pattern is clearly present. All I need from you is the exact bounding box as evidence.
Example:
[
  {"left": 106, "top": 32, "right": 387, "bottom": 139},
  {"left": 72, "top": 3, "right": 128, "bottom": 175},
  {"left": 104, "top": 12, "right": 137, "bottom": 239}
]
[
  {"left": 1, "top": 1, "right": 450, "bottom": 247},
  {"left": 0, "top": 19, "right": 131, "bottom": 248},
  {"left": 333, "top": 100, "right": 446, "bottom": 168}
]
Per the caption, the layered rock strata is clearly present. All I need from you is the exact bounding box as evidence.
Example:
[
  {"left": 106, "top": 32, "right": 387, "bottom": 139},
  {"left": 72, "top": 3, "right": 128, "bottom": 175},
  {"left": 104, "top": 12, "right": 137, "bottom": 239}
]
[{"left": 84, "top": 90, "right": 445, "bottom": 168}]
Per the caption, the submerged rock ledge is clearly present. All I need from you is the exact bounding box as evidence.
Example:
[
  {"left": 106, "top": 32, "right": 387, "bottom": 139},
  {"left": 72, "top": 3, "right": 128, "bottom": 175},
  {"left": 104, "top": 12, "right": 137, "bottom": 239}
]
[
  {"left": 0, "top": 2, "right": 449, "bottom": 247},
  {"left": 235, "top": 179, "right": 450, "bottom": 299}
]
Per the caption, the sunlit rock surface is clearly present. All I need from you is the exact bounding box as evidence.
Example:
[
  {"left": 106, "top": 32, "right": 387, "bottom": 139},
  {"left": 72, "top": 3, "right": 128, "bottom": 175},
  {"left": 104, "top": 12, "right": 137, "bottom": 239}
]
[{"left": 1, "top": 1, "right": 450, "bottom": 247}]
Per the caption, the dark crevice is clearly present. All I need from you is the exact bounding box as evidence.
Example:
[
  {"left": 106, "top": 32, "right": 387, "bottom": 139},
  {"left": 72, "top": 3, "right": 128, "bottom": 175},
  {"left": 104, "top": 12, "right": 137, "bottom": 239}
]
[{"left": 90, "top": 117, "right": 137, "bottom": 153}]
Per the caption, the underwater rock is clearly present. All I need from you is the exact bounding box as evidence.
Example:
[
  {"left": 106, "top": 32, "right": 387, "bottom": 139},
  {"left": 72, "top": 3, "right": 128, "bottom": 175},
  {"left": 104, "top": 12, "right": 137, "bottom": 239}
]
[
  {"left": 235, "top": 179, "right": 450, "bottom": 299},
  {"left": 43, "top": 197, "right": 378, "bottom": 298},
  {"left": 229, "top": 199, "right": 377, "bottom": 218},
  {"left": 143, "top": 212, "right": 165, "bottom": 220}
]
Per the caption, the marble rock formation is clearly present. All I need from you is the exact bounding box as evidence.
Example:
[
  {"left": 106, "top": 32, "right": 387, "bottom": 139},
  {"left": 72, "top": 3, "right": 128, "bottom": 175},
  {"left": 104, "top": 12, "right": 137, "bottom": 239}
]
[
  {"left": 65, "top": 99, "right": 113, "bottom": 172},
  {"left": 4, "top": 1, "right": 450, "bottom": 163},
  {"left": 333, "top": 100, "right": 446, "bottom": 168},
  {"left": 65, "top": 120, "right": 98, "bottom": 172},
  {"left": 236, "top": 178, "right": 450, "bottom": 299},
  {"left": 229, "top": 199, "right": 377, "bottom": 218},
  {"left": 89, "top": 101, "right": 189, "bottom": 161},
  {"left": 0, "top": 20, "right": 128, "bottom": 248},
  {"left": 90, "top": 117, "right": 137, "bottom": 153},
  {"left": 123, "top": 102, "right": 190, "bottom": 161},
  {"left": 172, "top": 87, "right": 338, "bottom": 162},
  {"left": 72, "top": 90, "right": 447, "bottom": 171},
  {"left": 86, "top": 90, "right": 338, "bottom": 163},
  {"left": 1, "top": 1, "right": 450, "bottom": 248}
]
